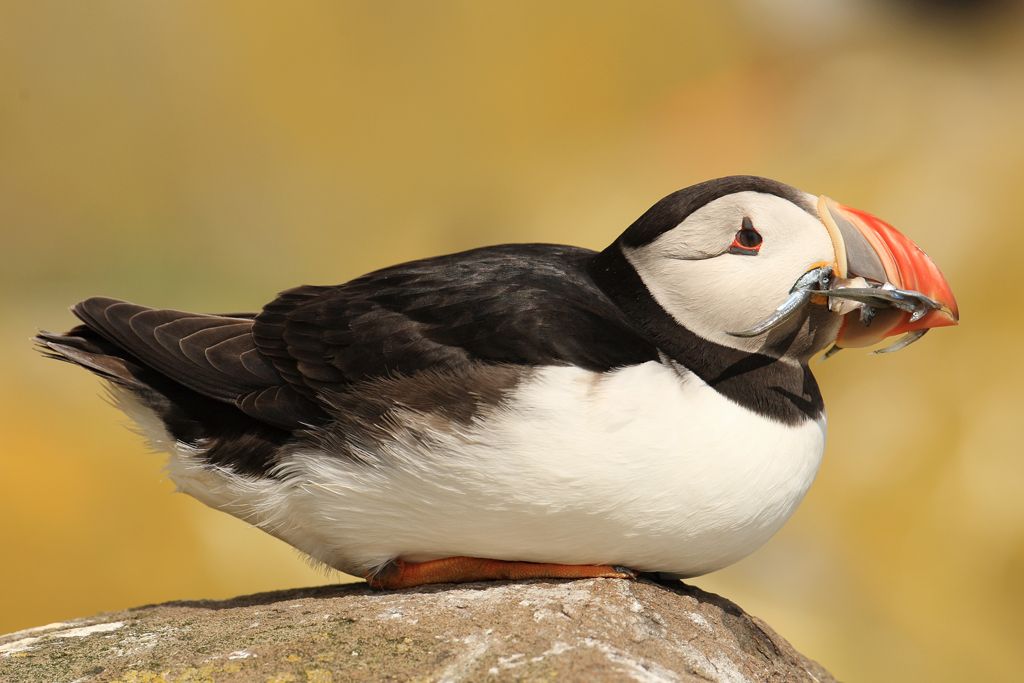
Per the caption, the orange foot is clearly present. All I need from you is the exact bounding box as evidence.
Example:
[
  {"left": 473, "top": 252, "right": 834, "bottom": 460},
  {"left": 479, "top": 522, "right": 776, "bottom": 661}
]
[{"left": 366, "top": 556, "right": 637, "bottom": 590}]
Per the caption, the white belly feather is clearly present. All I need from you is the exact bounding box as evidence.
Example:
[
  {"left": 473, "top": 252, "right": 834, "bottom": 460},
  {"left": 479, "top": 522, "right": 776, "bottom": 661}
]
[{"left": 122, "top": 361, "right": 825, "bottom": 578}]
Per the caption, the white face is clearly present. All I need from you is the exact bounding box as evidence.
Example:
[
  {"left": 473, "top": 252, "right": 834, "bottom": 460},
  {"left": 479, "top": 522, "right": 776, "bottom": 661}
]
[{"left": 623, "top": 191, "right": 840, "bottom": 355}]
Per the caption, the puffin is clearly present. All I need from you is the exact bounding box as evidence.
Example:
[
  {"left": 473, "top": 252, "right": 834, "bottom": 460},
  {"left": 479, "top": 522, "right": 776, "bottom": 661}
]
[{"left": 37, "top": 176, "right": 958, "bottom": 589}]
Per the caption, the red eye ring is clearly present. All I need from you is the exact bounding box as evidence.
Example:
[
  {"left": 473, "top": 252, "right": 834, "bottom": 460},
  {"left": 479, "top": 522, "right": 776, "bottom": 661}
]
[{"left": 729, "top": 217, "right": 762, "bottom": 255}]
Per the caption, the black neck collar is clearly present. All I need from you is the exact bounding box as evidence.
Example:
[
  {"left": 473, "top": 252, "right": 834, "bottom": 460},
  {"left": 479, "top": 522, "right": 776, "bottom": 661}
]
[{"left": 588, "top": 244, "right": 823, "bottom": 425}]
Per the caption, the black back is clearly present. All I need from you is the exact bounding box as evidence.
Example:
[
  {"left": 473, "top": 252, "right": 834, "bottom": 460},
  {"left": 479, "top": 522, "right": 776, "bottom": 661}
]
[
  {"left": 40, "top": 177, "right": 827, "bottom": 478},
  {"left": 43, "top": 244, "right": 658, "bottom": 435},
  {"left": 252, "top": 244, "right": 657, "bottom": 398}
]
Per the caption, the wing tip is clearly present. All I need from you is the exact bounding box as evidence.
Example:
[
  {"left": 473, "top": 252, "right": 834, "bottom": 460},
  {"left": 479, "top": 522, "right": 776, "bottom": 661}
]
[{"left": 34, "top": 330, "right": 141, "bottom": 387}]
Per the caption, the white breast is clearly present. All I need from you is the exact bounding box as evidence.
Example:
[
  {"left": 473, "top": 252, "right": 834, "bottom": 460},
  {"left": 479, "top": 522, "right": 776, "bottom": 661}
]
[{"left": 139, "top": 361, "right": 825, "bottom": 578}]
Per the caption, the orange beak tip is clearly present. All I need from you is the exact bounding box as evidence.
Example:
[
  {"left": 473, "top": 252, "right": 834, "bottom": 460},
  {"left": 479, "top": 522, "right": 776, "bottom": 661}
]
[{"left": 820, "top": 197, "right": 958, "bottom": 350}]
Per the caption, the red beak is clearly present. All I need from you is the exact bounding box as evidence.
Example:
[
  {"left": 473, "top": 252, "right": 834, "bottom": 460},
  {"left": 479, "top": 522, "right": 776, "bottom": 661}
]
[{"left": 818, "top": 196, "right": 959, "bottom": 349}]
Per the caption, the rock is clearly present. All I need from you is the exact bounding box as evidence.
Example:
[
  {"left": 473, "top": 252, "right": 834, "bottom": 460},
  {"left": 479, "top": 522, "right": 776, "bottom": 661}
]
[{"left": 0, "top": 578, "right": 835, "bottom": 682}]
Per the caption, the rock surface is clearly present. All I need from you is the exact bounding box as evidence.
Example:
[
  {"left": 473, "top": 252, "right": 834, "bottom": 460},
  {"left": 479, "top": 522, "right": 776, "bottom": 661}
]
[{"left": 0, "top": 578, "right": 834, "bottom": 682}]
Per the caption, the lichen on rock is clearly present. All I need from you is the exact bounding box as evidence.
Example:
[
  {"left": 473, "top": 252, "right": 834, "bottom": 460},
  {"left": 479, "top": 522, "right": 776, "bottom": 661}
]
[{"left": 0, "top": 578, "right": 834, "bottom": 682}]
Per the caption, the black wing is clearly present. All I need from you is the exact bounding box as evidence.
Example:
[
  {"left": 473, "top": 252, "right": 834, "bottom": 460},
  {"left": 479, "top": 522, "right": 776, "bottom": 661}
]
[
  {"left": 252, "top": 244, "right": 657, "bottom": 412},
  {"left": 49, "top": 244, "right": 656, "bottom": 431},
  {"left": 62, "top": 298, "right": 318, "bottom": 429}
]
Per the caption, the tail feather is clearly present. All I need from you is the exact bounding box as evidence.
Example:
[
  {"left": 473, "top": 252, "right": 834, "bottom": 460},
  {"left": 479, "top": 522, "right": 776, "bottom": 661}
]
[
  {"left": 37, "top": 327, "right": 145, "bottom": 388},
  {"left": 55, "top": 297, "right": 318, "bottom": 429},
  {"left": 36, "top": 312, "right": 290, "bottom": 478}
]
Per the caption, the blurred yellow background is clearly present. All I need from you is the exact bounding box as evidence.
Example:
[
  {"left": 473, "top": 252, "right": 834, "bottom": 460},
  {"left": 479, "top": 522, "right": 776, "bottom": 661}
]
[{"left": 2, "top": 1, "right": 1022, "bottom": 680}]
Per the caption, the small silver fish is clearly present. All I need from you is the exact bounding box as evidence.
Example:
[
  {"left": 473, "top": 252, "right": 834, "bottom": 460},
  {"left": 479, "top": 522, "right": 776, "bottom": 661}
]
[{"left": 729, "top": 266, "right": 941, "bottom": 354}]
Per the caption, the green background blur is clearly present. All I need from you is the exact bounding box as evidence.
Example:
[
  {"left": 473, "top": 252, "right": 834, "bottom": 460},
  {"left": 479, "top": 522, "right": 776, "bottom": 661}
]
[{"left": 2, "top": 2, "right": 1022, "bottom": 680}]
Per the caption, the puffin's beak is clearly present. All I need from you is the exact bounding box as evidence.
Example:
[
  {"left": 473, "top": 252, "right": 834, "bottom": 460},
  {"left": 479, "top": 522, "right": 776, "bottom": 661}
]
[{"left": 818, "top": 195, "right": 959, "bottom": 349}]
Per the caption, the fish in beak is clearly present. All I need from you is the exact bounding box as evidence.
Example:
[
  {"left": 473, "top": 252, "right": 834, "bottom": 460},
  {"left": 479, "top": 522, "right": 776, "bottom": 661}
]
[
  {"left": 817, "top": 196, "right": 958, "bottom": 353},
  {"left": 729, "top": 195, "right": 958, "bottom": 354}
]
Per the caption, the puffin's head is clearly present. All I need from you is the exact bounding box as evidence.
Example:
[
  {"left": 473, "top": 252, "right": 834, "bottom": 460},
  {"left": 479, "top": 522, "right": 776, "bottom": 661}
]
[{"left": 612, "top": 176, "right": 958, "bottom": 360}]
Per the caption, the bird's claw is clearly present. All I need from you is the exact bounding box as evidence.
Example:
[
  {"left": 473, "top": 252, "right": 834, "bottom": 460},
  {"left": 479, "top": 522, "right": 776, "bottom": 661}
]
[{"left": 612, "top": 565, "right": 639, "bottom": 580}]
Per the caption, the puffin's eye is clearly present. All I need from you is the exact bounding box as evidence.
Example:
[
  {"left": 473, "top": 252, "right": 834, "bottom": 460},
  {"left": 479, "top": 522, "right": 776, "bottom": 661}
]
[{"left": 728, "top": 217, "right": 762, "bottom": 255}]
